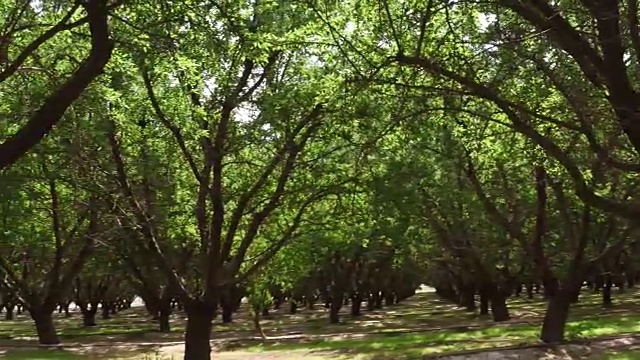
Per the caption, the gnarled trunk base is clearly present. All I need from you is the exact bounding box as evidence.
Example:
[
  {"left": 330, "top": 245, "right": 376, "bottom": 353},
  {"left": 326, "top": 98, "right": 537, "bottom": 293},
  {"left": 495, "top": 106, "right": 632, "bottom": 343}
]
[{"left": 184, "top": 301, "right": 215, "bottom": 360}]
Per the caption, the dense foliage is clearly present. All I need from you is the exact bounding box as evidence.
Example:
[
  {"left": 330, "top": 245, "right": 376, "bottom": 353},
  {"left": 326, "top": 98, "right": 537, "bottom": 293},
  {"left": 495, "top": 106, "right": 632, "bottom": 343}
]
[{"left": 1, "top": 1, "right": 640, "bottom": 359}]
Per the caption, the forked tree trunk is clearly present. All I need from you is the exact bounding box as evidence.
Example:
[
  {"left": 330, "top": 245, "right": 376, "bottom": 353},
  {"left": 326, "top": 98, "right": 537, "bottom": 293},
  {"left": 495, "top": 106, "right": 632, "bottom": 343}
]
[
  {"left": 31, "top": 308, "right": 60, "bottom": 344},
  {"left": 184, "top": 301, "right": 215, "bottom": 360}
]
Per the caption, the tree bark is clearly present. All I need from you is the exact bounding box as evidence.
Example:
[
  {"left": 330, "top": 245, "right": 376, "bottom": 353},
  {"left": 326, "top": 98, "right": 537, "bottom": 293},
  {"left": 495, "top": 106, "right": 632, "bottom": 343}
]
[
  {"left": 0, "top": 0, "right": 116, "bottom": 170},
  {"left": 82, "top": 308, "right": 97, "bottom": 327},
  {"left": 101, "top": 303, "right": 111, "bottom": 319},
  {"left": 479, "top": 292, "right": 489, "bottom": 316},
  {"left": 158, "top": 299, "right": 171, "bottom": 332},
  {"left": 490, "top": 291, "right": 510, "bottom": 322},
  {"left": 540, "top": 290, "right": 572, "bottom": 343},
  {"left": 366, "top": 294, "right": 375, "bottom": 311},
  {"left": 462, "top": 287, "right": 476, "bottom": 312},
  {"left": 31, "top": 308, "right": 60, "bottom": 344},
  {"left": 603, "top": 274, "right": 613, "bottom": 307},
  {"left": 221, "top": 304, "right": 233, "bottom": 324},
  {"left": 306, "top": 298, "right": 315, "bottom": 310},
  {"left": 350, "top": 293, "right": 363, "bottom": 317},
  {"left": 5, "top": 304, "right": 14, "bottom": 320},
  {"left": 329, "top": 289, "right": 343, "bottom": 324},
  {"left": 526, "top": 282, "right": 534, "bottom": 299},
  {"left": 183, "top": 301, "right": 215, "bottom": 360},
  {"left": 384, "top": 292, "right": 395, "bottom": 306},
  {"left": 158, "top": 308, "right": 170, "bottom": 332},
  {"left": 373, "top": 291, "right": 383, "bottom": 309}
]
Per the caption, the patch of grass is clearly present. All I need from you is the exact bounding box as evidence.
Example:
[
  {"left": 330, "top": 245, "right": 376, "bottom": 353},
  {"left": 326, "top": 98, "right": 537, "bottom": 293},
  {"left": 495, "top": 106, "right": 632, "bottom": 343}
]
[
  {"left": 245, "top": 323, "right": 539, "bottom": 358},
  {"left": 2, "top": 349, "right": 87, "bottom": 359},
  {"left": 0, "top": 348, "right": 178, "bottom": 360},
  {"left": 597, "top": 349, "right": 640, "bottom": 359},
  {"left": 3, "top": 289, "right": 640, "bottom": 359},
  {"left": 243, "top": 311, "right": 640, "bottom": 358}
]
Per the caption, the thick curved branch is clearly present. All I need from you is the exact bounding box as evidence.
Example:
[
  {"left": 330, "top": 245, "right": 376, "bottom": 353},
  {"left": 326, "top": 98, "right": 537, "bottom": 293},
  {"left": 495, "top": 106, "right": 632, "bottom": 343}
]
[
  {"left": 0, "top": 0, "right": 116, "bottom": 171},
  {"left": 394, "top": 54, "right": 640, "bottom": 219},
  {"left": 499, "top": 0, "right": 606, "bottom": 87}
]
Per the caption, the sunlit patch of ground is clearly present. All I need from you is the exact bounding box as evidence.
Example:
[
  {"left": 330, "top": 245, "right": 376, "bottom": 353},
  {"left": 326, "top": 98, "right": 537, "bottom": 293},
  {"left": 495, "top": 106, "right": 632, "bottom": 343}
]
[{"left": 2, "top": 288, "right": 640, "bottom": 358}]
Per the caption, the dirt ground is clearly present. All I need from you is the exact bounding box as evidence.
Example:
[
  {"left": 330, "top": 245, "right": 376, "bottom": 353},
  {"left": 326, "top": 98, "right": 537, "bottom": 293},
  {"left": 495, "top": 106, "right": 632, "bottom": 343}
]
[
  {"left": 147, "top": 335, "right": 640, "bottom": 359},
  {"left": 4, "top": 289, "right": 640, "bottom": 359}
]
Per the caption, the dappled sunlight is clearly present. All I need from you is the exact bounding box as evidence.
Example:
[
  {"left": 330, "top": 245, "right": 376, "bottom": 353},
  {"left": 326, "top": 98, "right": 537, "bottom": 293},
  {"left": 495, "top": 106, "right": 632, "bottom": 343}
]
[{"left": 2, "top": 289, "right": 640, "bottom": 358}]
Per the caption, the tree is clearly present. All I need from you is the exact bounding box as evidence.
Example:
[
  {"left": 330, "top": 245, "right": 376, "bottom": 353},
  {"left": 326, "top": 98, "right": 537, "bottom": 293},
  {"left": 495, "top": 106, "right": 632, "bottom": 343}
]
[{"left": 0, "top": 0, "right": 118, "bottom": 170}]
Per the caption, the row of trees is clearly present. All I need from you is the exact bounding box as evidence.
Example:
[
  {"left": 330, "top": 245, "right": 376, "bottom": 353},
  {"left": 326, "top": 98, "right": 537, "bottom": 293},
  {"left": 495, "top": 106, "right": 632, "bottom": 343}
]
[{"left": 2, "top": 0, "right": 640, "bottom": 359}]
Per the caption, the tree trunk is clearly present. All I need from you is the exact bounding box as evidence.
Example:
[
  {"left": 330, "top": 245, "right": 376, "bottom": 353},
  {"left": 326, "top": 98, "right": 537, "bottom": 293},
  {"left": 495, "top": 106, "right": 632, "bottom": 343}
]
[
  {"left": 526, "top": 283, "right": 534, "bottom": 299},
  {"left": 252, "top": 306, "right": 266, "bottom": 339},
  {"left": 143, "top": 296, "right": 160, "bottom": 319},
  {"left": 31, "top": 309, "right": 60, "bottom": 345},
  {"left": 350, "top": 293, "right": 363, "bottom": 317},
  {"left": 540, "top": 290, "right": 572, "bottom": 343},
  {"left": 82, "top": 308, "right": 97, "bottom": 327},
  {"left": 514, "top": 283, "right": 522, "bottom": 297},
  {"left": 273, "top": 297, "right": 283, "bottom": 310},
  {"left": 543, "top": 277, "right": 559, "bottom": 298},
  {"left": 462, "top": 287, "right": 476, "bottom": 312},
  {"left": 221, "top": 302, "right": 233, "bottom": 324},
  {"left": 261, "top": 307, "right": 269, "bottom": 317},
  {"left": 603, "top": 274, "right": 613, "bottom": 307},
  {"left": 101, "top": 303, "right": 111, "bottom": 319},
  {"left": 306, "top": 298, "right": 315, "bottom": 310},
  {"left": 289, "top": 300, "right": 298, "bottom": 315},
  {"left": 373, "top": 291, "right": 383, "bottom": 309},
  {"left": 184, "top": 301, "right": 215, "bottom": 360},
  {"left": 490, "top": 291, "right": 510, "bottom": 322},
  {"left": 5, "top": 304, "right": 14, "bottom": 320},
  {"left": 594, "top": 275, "right": 604, "bottom": 292},
  {"left": 366, "top": 294, "right": 375, "bottom": 311},
  {"left": 384, "top": 292, "right": 395, "bottom": 307},
  {"left": 329, "top": 289, "right": 343, "bottom": 324},
  {"left": 479, "top": 291, "right": 489, "bottom": 316},
  {"left": 159, "top": 305, "right": 171, "bottom": 332},
  {"left": 627, "top": 273, "right": 635, "bottom": 288}
]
